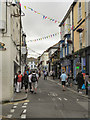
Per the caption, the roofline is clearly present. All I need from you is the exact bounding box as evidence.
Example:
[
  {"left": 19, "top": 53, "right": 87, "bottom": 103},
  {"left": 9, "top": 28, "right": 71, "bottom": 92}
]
[{"left": 59, "top": 0, "right": 78, "bottom": 27}]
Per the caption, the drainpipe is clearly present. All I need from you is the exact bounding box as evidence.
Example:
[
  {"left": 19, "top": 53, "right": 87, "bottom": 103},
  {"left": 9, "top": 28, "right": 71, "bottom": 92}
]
[
  {"left": 71, "top": 5, "right": 74, "bottom": 79},
  {"left": 19, "top": 5, "right": 21, "bottom": 71},
  {"left": 3, "top": 1, "right": 7, "bottom": 34}
]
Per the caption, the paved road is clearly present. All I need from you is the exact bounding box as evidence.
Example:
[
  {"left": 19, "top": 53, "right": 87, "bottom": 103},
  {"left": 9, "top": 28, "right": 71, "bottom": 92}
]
[{"left": 2, "top": 76, "right": 89, "bottom": 119}]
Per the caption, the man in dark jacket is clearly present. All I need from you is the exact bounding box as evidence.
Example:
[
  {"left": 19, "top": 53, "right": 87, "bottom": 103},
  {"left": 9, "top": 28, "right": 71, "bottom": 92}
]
[
  {"left": 23, "top": 71, "right": 29, "bottom": 93},
  {"left": 76, "top": 71, "right": 84, "bottom": 92}
]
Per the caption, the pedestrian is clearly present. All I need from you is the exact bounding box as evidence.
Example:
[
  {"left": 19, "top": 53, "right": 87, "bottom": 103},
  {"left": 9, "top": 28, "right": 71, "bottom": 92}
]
[
  {"left": 28, "top": 71, "right": 32, "bottom": 92},
  {"left": 14, "top": 73, "right": 18, "bottom": 92},
  {"left": 52, "top": 69, "right": 55, "bottom": 80},
  {"left": 31, "top": 70, "right": 39, "bottom": 94},
  {"left": 68, "top": 70, "right": 73, "bottom": 87},
  {"left": 76, "top": 71, "right": 84, "bottom": 93},
  {"left": 16, "top": 71, "right": 22, "bottom": 93},
  {"left": 38, "top": 69, "right": 41, "bottom": 78},
  {"left": 88, "top": 76, "right": 90, "bottom": 91},
  {"left": 60, "top": 70, "right": 67, "bottom": 91},
  {"left": 23, "top": 71, "right": 29, "bottom": 93},
  {"left": 44, "top": 70, "right": 47, "bottom": 80},
  {"left": 85, "top": 73, "right": 89, "bottom": 95},
  {"left": 26, "top": 68, "right": 29, "bottom": 76}
]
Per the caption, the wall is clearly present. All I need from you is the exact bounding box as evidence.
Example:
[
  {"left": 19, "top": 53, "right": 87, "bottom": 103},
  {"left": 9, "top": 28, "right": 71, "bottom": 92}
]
[
  {"left": 74, "top": 1, "right": 86, "bottom": 52},
  {"left": 0, "top": 2, "right": 20, "bottom": 102}
]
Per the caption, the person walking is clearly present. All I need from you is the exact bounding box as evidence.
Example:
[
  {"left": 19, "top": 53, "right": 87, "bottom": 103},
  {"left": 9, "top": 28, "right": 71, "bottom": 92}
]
[
  {"left": 44, "top": 70, "right": 47, "bottom": 80},
  {"left": 52, "top": 70, "right": 55, "bottom": 80},
  {"left": 85, "top": 73, "right": 89, "bottom": 95},
  {"left": 38, "top": 69, "right": 41, "bottom": 78},
  {"left": 28, "top": 71, "right": 32, "bottom": 92},
  {"left": 23, "top": 71, "right": 29, "bottom": 93},
  {"left": 31, "top": 71, "right": 39, "bottom": 94},
  {"left": 68, "top": 70, "right": 73, "bottom": 87},
  {"left": 16, "top": 71, "right": 22, "bottom": 93},
  {"left": 60, "top": 70, "right": 67, "bottom": 91},
  {"left": 14, "top": 73, "right": 18, "bottom": 92},
  {"left": 76, "top": 71, "right": 84, "bottom": 93}
]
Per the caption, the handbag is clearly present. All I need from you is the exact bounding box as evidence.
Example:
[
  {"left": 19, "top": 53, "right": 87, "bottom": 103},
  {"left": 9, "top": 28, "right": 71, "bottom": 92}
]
[{"left": 82, "top": 84, "right": 86, "bottom": 90}]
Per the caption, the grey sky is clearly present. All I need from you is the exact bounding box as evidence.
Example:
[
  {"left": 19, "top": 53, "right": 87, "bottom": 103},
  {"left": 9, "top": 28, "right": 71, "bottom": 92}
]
[{"left": 21, "top": 0, "right": 74, "bottom": 58}]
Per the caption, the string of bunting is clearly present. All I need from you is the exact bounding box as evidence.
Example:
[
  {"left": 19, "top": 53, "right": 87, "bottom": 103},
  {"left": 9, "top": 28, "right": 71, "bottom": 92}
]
[
  {"left": 27, "top": 32, "right": 59, "bottom": 42},
  {"left": 24, "top": 5, "right": 61, "bottom": 24},
  {"left": 27, "top": 24, "right": 75, "bottom": 42}
]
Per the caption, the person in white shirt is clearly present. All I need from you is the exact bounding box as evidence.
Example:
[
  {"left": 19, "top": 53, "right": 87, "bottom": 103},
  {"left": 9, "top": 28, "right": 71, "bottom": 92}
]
[
  {"left": 31, "top": 71, "right": 39, "bottom": 94},
  {"left": 28, "top": 72, "right": 32, "bottom": 92}
]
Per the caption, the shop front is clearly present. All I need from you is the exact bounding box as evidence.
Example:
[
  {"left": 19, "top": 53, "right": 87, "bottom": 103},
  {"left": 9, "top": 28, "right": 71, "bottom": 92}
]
[{"left": 61, "top": 59, "right": 71, "bottom": 74}]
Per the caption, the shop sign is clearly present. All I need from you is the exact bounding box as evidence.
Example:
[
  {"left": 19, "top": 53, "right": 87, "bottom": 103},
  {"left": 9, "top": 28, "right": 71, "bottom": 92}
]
[
  {"left": 21, "top": 46, "right": 26, "bottom": 54},
  {"left": 76, "top": 66, "right": 79, "bottom": 69}
]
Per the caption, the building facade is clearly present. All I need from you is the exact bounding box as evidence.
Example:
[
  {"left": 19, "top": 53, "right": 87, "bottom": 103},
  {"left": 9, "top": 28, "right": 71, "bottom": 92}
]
[
  {"left": 59, "top": 4, "right": 74, "bottom": 75},
  {"left": 27, "top": 57, "right": 37, "bottom": 70},
  {"left": 0, "top": 1, "right": 22, "bottom": 102},
  {"left": 73, "top": 0, "right": 90, "bottom": 78}
]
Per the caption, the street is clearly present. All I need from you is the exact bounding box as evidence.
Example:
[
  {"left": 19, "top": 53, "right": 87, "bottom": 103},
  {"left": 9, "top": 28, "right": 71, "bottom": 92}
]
[{"left": 2, "top": 76, "right": 88, "bottom": 119}]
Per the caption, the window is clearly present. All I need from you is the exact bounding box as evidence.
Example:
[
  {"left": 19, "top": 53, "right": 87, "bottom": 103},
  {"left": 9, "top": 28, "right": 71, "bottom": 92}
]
[
  {"left": 78, "top": 2, "right": 82, "bottom": 22},
  {"left": 79, "top": 33, "right": 83, "bottom": 49},
  {"left": 69, "top": 45, "right": 72, "bottom": 54}
]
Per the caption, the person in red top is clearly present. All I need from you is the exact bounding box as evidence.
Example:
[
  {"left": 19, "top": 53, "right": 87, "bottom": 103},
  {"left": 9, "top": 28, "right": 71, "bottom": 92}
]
[{"left": 16, "top": 71, "right": 22, "bottom": 93}]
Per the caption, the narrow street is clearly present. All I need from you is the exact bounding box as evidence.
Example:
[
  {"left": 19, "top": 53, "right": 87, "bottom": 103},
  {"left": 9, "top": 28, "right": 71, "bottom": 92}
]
[{"left": 2, "top": 76, "right": 88, "bottom": 119}]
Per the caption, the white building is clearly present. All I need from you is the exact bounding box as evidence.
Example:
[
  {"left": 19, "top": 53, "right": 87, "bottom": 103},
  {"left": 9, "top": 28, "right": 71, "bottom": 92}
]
[
  {"left": 0, "top": 0, "right": 22, "bottom": 102},
  {"left": 39, "top": 51, "right": 49, "bottom": 71},
  {"left": 27, "top": 57, "right": 37, "bottom": 70}
]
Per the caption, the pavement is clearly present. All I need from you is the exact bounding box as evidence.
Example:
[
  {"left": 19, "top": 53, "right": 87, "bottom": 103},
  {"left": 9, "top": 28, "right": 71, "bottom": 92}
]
[
  {"left": 11, "top": 89, "right": 27, "bottom": 102},
  {"left": 2, "top": 88, "right": 27, "bottom": 105},
  {"left": 1, "top": 75, "right": 89, "bottom": 119}
]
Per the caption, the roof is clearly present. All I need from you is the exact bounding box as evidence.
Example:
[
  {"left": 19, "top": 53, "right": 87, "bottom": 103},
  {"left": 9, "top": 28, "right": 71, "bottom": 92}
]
[
  {"left": 45, "top": 41, "right": 60, "bottom": 52},
  {"left": 59, "top": 0, "right": 78, "bottom": 27}
]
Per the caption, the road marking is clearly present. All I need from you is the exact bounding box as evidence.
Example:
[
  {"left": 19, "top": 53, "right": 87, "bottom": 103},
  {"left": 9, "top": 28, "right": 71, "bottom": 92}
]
[
  {"left": 64, "top": 98, "right": 67, "bottom": 101},
  {"left": 23, "top": 109, "right": 27, "bottom": 113},
  {"left": 10, "top": 109, "right": 15, "bottom": 113},
  {"left": 14, "top": 103, "right": 18, "bottom": 105},
  {"left": 49, "top": 79, "right": 88, "bottom": 98},
  {"left": 3, "top": 100, "right": 29, "bottom": 105},
  {"left": 21, "top": 114, "right": 26, "bottom": 119},
  {"left": 58, "top": 98, "right": 62, "bottom": 101},
  {"left": 22, "top": 106, "right": 27, "bottom": 108},
  {"left": 52, "top": 98, "right": 55, "bottom": 101},
  {"left": 13, "top": 105, "right": 17, "bottom": 108},
  {"left": 7, "top": 114, "right": 12, "bottom": 118},
  {"left": 24, "top": 103, "right": 28, "bottom": 105},
  {"left": 38, "top": 98, "right": 41, "bottom": 101},
  {"left": 58, "top": 83, "right": 61, "bottom": 85},
  {"left": 77, "top": 99, "right": 79, "bottom": 101}
]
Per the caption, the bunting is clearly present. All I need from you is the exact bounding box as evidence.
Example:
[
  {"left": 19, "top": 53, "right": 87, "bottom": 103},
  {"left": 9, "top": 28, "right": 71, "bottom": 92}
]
[
  {"left": 24, "top": 6, "right": 60, "bottom": 24},
  {"left": 27, "top": 32, "right": 59, "bottom": 42}
]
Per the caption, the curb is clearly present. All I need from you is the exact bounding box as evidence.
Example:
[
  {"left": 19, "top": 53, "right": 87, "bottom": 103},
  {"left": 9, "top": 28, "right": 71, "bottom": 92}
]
[
  {"left": 10, "top": 94, "right": 27, "bottom": 102},
  {"left": 2, "top": 94, "right": 27, "bottom": 104}
]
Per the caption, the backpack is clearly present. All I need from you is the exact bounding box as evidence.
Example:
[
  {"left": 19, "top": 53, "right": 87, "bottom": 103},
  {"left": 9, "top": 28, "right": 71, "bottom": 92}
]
[{"left": 31, "top": 74, "right": 37, "bottom": 82}]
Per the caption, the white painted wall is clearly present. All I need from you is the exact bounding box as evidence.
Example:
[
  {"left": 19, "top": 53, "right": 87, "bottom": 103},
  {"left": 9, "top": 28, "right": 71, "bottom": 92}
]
[{"left": 0, "top": 2, "right": 21, "bottom": 102}]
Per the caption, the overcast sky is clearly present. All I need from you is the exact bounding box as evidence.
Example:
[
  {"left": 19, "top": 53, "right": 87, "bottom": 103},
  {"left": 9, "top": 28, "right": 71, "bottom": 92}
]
[{"left": 21, "top": 0, "right": 74, "bottom": 58}]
